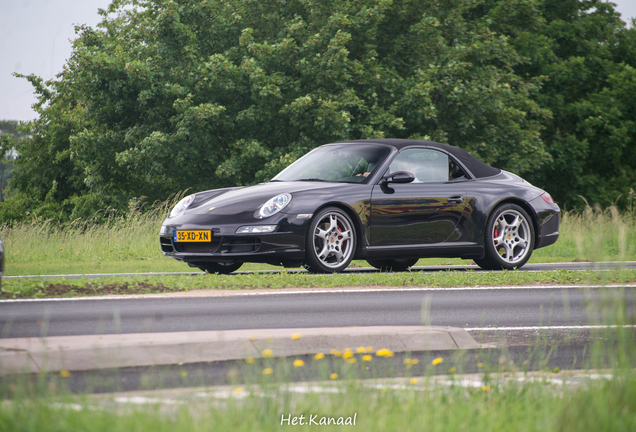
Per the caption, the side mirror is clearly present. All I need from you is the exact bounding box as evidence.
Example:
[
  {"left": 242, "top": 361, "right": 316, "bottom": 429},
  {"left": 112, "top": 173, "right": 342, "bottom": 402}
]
[{"left": 383, "top": 171, "right": 415, "bottom": 184}]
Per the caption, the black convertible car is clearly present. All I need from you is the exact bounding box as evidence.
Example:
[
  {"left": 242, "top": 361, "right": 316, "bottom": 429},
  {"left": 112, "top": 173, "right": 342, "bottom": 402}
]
[{"left": 160, "top": 139, "right": 559, "bottom": 273}]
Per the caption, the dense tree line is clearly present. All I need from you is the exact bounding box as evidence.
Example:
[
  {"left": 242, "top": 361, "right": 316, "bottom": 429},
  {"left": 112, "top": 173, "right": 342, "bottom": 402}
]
[{"left": 2, "top": 0, "right": 635, "bottom": 222}]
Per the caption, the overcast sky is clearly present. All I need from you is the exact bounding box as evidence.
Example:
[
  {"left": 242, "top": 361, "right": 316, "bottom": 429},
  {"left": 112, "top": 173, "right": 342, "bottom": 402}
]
[{"left": 2, "top": 0, "right": 635, "bottom": 122}]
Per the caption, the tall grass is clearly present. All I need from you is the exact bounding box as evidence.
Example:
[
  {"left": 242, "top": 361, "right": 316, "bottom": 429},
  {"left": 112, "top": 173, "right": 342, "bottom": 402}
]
[
  {"left": 533, "top": 204, "right": 636, "bottom": 262},
  {"left": 2, "top": 202, "right": 636, "bottom": 275},
  {"left": 0, "top": 198, "right": 187, "bottom": 275}
]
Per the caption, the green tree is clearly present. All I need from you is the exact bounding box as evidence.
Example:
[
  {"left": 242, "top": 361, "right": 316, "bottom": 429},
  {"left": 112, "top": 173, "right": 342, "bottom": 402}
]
[
  {"left": 491, "top": 0, "right": 636, "bottom": 209},
  {"left": 4, "top": 0, "right": 560, "bottom": 221}
]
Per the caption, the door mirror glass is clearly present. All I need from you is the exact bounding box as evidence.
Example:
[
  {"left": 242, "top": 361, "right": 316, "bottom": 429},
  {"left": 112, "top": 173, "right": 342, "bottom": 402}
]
[{"left": 385, "top": 171, "right": 415, "bottom": 184}]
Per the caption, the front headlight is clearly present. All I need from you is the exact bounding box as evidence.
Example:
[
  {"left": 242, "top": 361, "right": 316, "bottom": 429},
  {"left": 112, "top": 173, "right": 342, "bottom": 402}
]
[
  {"left": 169, "top": 194, "right": 195, "bottom": 218},
  {"left": 258, "top": 193, "right": 292, "bottom": 218}
]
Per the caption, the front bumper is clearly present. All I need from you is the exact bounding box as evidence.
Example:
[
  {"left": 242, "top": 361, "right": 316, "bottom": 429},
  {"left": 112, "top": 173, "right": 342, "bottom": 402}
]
[{"left": 159, "top": 213, "right": 309, "bottom": 266}]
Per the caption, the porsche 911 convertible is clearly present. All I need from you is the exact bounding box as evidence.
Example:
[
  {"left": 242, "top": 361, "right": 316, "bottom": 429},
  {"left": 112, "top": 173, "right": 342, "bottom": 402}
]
[{"left": 159, "top": 139, "right": 559, "bottom": 273}]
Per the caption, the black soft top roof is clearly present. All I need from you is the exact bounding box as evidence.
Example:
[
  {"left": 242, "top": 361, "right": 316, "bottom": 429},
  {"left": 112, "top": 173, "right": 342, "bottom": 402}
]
[{"left": 340, "top": 139, "right": 501, "bottom": 179}]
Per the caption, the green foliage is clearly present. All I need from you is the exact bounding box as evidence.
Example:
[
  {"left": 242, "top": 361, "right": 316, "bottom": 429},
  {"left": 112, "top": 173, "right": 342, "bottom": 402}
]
[
  {"left": 4, "top": 0, "right": 636, "bottom": 221},
  {"left": 495, "top": 0, "right": 636, "bottom": 209},
  {"left": 4, "top": 0, "right": 558, "bottom": 222}
]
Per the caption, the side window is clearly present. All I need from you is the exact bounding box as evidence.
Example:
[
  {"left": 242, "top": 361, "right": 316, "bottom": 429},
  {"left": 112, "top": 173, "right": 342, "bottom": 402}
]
[
  {"left": 389, "top": 149, "right": 449, "bottom": 183},
  {"left": 449, "top": 158, "right": 468, "bottom": 180}
]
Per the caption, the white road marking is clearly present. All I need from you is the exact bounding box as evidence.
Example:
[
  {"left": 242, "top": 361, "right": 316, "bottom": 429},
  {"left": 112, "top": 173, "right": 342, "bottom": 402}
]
[
  {"left": 1, "top": 284, "right": 634, "bottom": 303},
  {"left": 466, "top": 325, "right": 636, "bottom": 331}
]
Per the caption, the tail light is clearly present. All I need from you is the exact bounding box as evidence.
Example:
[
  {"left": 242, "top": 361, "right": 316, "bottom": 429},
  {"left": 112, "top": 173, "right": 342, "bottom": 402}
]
[{"left": 540, "top": 192, "right": 554, "bottom": 204}]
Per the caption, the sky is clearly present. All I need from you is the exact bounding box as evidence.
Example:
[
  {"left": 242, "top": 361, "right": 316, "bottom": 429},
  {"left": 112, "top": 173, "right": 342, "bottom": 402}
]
[{"left": 1, "top": 0, "right": 636, "bottom": 122}]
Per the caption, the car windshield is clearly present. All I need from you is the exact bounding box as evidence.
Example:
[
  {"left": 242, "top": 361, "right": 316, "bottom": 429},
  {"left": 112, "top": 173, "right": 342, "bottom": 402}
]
[{"left": 271, "top": 144, "right": 392, "bottom": 183}]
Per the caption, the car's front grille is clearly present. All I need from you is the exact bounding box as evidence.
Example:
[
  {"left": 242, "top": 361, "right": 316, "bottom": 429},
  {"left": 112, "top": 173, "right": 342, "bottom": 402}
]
[
  {"left": 174, "top": 238, "right": 221, "bottom": 253},
  {"left": 219, "top": 238, "right": 261, "bottom": 254}
]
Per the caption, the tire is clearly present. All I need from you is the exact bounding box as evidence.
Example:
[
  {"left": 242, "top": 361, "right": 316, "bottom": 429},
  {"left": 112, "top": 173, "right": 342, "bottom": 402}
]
[
  {"left": 199, "top": 262, "right": 243, "bottom": 274},
  {"left": 367, "top": 258, "right": 419, "bottom": 272},
  {"left": 304, "top": 207, "right": 356, "bottom": 273},
  {"left": 474, "top": 203, "right": 535, "bottom": 270}
]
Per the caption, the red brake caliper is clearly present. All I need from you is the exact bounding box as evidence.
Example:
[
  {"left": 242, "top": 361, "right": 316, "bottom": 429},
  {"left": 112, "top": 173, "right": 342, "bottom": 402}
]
[{"left": 493, "top": 228, "right": 499, "bottom": 245}]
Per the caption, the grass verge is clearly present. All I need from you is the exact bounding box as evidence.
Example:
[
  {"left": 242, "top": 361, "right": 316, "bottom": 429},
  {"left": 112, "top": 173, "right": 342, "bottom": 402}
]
[{"left": 2, "top": 269, "right": 636, "bottom": 299}]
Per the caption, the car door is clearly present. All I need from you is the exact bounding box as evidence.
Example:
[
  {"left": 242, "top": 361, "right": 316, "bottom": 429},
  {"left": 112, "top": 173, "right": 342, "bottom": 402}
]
[{"left": 368, "top": 148, "right": 468, "bottom": 247}]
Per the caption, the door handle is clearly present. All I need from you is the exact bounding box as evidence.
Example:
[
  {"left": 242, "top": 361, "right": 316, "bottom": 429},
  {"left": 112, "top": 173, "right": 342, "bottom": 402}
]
[{"left": 448, "top": 195, "right": 464, "bottom": 204}]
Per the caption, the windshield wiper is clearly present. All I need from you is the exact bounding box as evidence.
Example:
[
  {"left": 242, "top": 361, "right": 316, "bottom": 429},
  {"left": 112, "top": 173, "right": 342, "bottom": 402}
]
[{"left": 297, "top": 178, "right": 328, "bottom": 182}]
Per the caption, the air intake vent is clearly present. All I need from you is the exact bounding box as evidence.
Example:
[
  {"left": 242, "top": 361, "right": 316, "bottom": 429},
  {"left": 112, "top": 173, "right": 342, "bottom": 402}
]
[
  {"left": 174, "top": 238, "right": 221, "bottom": 253},
  {"left": 219, "top": 238, "right": 261, "bottom": 254}
]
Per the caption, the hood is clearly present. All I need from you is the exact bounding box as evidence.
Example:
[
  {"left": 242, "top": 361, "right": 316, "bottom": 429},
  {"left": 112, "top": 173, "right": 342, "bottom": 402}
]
[{"left": 185, "top": 181, "right": 347, "bottom": 216}]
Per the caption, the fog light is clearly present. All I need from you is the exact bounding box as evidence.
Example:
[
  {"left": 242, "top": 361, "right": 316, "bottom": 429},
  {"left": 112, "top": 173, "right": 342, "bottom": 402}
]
[
  {"left": 236, "top": 225, "right": 277, "bottom": 234},
  {"left": 160, "top": 225, "right": 168, "bottom": 235}
]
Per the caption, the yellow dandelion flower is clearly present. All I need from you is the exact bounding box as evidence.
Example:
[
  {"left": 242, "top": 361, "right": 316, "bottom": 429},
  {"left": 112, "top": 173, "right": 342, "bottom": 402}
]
[
  {"left": 314, "top": 353, "right": 325, "bottom": 360},
  {"left": 246, "top": 357, "right": 255, "bottom": 364},
  {"left": 262, "top": 349, "right": 273, "bottom": 357},
  {"left": 263, "top": 368, "right": 273, "bottom": 375},
  {"left": 181, "top": 371, "right": 188, "bottom": 378},
  {"left": 432, "top": 357, "right": 443, "bottom": 366},
  {"left": 291, "top": 333, "right": 301, "bottom": 340},
  {"left": 366, "top": 346, "right": 373, "bottom": 353},
  {"left": 477, "top": 362, "right": 484, "bottom": 368},
  {"left": 293, "top": 359, "right": 305, "bottom": 367},
  {"left": 343, "top": 351, "right": 354, "bottom": 359},
  {"left": 449, "top": 367, "right": 457, "bottom": 373},
  {"left": 59, "top": 370, "right": 70, "bottom": 378},
  {"left": 376, "top": 348, "right": 394, "bottom": 357},
  {"left": 410, "top": 378, "right": 418, "bottom": 384},
  {"left": 330, "top": 349, "right": 342, "bottom": 357},
  {"left": 234, "top": 388, "right": 244, "bottom": 394},
  {"left": 330, "top": 373, "right": 338, "bottom": 380},
  {"left": 356, "top": 347, "right": 366, "bottom": 353},
  {"left": 482, "top": 385, "right": 490, "bottom": 391},
  {"left": 266, "top": 337, "right": 273, "bottom": 342},
  {"left": 346, "top": 358, "right": 356, "bottom": 364},
  {"left": 250, "top": 335, "right": 258, "bottom": 341},
  {"left": 362, "top": 355, "right": 372, "bottom": 362}
]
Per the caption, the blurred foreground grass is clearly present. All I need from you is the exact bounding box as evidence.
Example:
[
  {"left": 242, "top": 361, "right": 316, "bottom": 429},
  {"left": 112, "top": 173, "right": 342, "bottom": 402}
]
[
  {"left": 2, "top": 294, "right": 635, "bottom": 431},
  {"left": 2, "top": 202, "right": 636, "bottom": 276},
  {"left": 2, "top": 373, "right": 635, "bottom": 432}
]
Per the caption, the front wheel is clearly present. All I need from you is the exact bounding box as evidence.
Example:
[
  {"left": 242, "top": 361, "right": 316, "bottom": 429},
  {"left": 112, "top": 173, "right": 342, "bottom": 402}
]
[
  {"left": 198, "top": 262, "right": 243, "bottom": 274},
  {"left": 304, "top": 207, "right": 356, "bottom": 273},
  {"left": 367, "top": 258, "right": 419, "bottom": 272},
  {"left": 474, "top": 203, "right": 535, "bottom": 270}
]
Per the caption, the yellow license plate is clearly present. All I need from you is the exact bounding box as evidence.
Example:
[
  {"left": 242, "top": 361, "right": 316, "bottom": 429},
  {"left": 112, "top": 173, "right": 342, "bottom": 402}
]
[{"left": 173, "top": 230, "right": 212, "bottom": 242}]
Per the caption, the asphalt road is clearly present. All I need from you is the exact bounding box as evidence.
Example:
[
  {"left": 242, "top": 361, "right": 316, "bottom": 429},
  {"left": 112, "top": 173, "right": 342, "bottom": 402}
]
[{"left": 2, "top": 286, "right": 634, "bottom": 339}]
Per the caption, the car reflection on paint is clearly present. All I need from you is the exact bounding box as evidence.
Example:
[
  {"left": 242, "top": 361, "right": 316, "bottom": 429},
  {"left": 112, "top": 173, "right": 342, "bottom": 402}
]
[{"left": 159, "top": 139, "right": 560, "bottom": 274}]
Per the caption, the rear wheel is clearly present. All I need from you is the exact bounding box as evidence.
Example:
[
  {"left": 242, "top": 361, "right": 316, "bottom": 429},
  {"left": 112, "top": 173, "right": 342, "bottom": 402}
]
[
  {"left": 304, "top": 207, "right": 356, "bottom": 273},
  {"left": 367, "top": 258, "right": 419, "bottom": 272},
  {"left": 474, "top": 203, "right": 535, "bottom": 270},
  {"left": 198, "top": 262, "right": 243, "bottom": 274}
]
